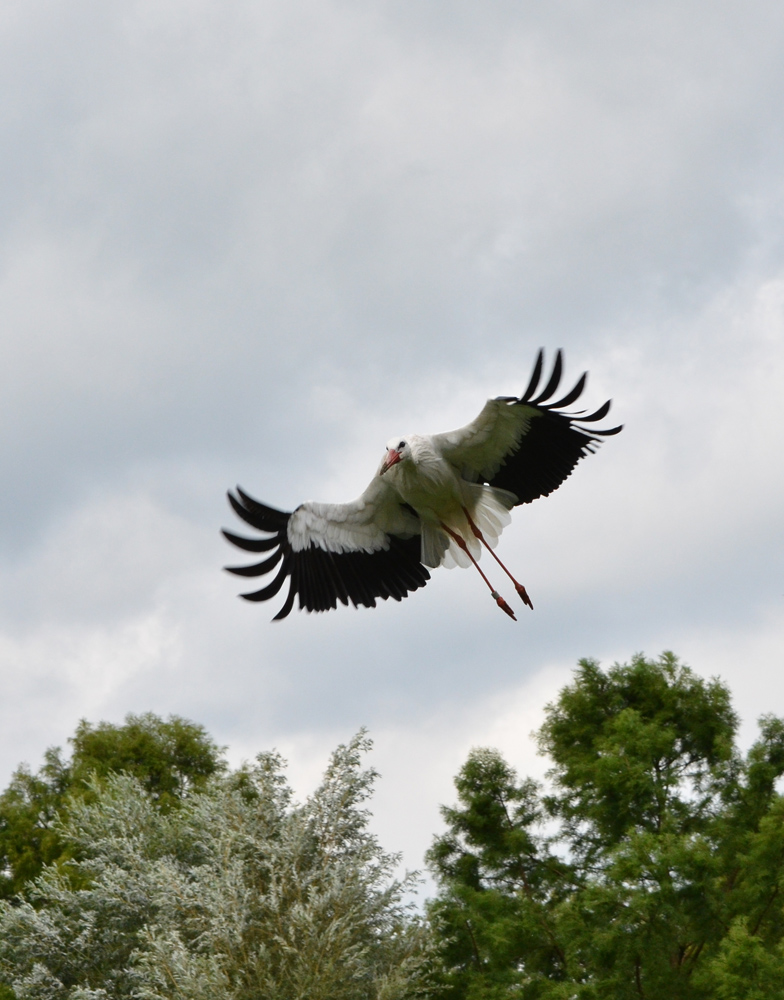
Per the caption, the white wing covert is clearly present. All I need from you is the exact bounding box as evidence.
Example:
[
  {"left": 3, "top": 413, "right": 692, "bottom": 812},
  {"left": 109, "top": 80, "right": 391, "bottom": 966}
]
[
  {"left": 287, "top": 477, "right": 420, "bottom": 553},
  {"left": 431, "top": 398, "right": 541, "bottom": 483}
]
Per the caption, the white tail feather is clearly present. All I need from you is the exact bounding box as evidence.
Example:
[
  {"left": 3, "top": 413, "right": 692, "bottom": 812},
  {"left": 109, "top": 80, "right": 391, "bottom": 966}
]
[{"left": 421, "top": 484, "right": 515, "bottom": 569}]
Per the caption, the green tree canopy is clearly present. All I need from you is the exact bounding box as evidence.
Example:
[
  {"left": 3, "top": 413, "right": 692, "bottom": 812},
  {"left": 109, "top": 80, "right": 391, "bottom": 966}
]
[
  {"left": 428, "top": 652, "right": 784, "bottom": 999},
  {"left": 0, "top": 713, "right": 225, "bottom": 899}
]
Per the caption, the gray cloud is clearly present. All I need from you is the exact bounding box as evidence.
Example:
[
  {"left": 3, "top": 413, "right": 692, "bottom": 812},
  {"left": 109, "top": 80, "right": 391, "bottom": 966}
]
[{"left": 2, "top": 0, "right": 783, "bottom": 877}]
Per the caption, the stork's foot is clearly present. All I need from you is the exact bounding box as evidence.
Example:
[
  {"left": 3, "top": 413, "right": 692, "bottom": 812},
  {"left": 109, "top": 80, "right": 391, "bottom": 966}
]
[
  {"left": 491, "top": 590, "right": 517, "bottom": 621},
  {"left": 515, "top": 582, "right": 534, "bottom": 610}
]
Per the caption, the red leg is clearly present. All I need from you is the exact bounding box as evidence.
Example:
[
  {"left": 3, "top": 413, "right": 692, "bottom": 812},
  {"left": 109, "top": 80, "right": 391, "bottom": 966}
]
[
  {"left": 440, "top": 523, "right": 517, "bottom": 621},
  {"left": 463, "top": 509, "right": 534, "bottom": 610}
]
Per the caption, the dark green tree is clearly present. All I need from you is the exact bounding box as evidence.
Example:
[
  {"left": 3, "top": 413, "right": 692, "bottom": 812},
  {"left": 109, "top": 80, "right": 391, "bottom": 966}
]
[
  {"left": 427, "top": 747, "right": 572, "bottom": 999},
  {"left": 428, "top": 652, "right": 784, "bottom": 999},
  {"left": 0, "top": 713, "right": 225, "bottom": 899}
]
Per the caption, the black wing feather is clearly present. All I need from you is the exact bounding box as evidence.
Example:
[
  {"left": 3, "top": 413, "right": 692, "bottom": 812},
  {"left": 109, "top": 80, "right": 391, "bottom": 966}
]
[
  {"left": 548, "top": 371, "right": 587, "bottom": 410},
  {"left": 486, "top": 351, "right": 622, "bottom": 505},
  {"left": 222, "top": 489, "right": 430, "bottom": 619},
  {"left": 529, "top": 348, "right": 563, "bottom": 405},
  {"left": 240, "top": 559, "right": 290, "bottom": 601},
  {"left": 520, "top": 348, "right": 544, "bottom": 402},
  {"left": 224, "top": 548, "right": 284, "bottom": 578},
  {"left": 577, "top": 399, "right": 612, "bottom": 422},
  {"left": 221, "top": 530, "right": 280, "bottom": 553}
]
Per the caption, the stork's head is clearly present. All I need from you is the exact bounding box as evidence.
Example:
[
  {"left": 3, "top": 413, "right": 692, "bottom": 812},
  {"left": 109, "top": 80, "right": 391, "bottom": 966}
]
[{"left": 379, "top": 438, "right": 410, "bottom": 476}]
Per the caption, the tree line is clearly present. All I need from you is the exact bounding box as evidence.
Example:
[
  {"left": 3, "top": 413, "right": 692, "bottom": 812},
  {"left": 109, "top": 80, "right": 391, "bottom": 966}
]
[{"left": 2, "top": 652, "right": 784, "bottom": 999}]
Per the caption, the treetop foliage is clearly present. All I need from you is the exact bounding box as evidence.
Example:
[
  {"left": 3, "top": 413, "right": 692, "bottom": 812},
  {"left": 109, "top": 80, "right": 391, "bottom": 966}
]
[
  {"left": 428, "top": 652, "right": 784, "bottom": 999},
  {"left": 0, "top": 713, "right": 226, "bottom": 900},
  {"left": 0, "top": 731, "right": 434, "bottom": 1000},
  {"left": 537, "top": 651, "right": 738, "bottom": 851},
  {"left": 68, "top": 713, "right": 226, "bottom": 803}
]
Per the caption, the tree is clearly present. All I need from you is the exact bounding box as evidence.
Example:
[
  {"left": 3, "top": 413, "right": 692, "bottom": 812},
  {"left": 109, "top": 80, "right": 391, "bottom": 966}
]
[
  {"left": 428, "top": 652, "right": 784, "bottom": 999},
  {"left": 0, "top": 713, "right": 225, "bottom": 899},
  {"left": 0, "top": 732, "right": 433, "bottom": 1000}
]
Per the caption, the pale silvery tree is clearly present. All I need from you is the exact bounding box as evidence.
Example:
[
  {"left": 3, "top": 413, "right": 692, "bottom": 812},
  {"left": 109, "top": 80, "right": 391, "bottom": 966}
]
[{"left": 0, "top": 732, "right": 434, "bottom": 1000}]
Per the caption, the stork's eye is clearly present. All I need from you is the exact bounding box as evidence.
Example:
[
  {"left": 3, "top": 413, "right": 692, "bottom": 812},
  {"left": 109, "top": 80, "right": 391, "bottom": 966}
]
[{"left": 398, "top": 440, "right": 405, "bottom": 450}]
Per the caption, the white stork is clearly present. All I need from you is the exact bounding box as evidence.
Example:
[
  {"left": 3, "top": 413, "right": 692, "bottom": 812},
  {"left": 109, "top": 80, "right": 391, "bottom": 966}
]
[{"left": 223, "top": 349, "right": 622, "bottom": 620}]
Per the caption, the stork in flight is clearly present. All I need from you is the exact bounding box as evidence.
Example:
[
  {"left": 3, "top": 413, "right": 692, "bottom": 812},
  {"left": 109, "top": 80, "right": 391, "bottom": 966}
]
[{"left": 223, "top": 349, "right": 622, "bottom": 620}]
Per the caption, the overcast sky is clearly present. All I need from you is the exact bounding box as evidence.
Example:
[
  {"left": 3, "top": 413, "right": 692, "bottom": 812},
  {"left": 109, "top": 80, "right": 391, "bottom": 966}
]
[{"left": 2, "top": 0, "right": 783, "bottom": 886}]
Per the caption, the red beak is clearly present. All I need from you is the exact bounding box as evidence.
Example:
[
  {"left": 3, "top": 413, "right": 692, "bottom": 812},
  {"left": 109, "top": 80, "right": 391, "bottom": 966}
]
[{"left": 380, "top": 449, "right": 402, "bottom": 475}]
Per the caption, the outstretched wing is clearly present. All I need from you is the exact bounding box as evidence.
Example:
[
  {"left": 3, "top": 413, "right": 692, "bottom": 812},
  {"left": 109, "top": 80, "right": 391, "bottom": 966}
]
[
  {"left": 222, "top": 479, "right": 429, "bottom": 619},
  {"left": 431, "top": 349, "right": 622, "bottom": 505}
]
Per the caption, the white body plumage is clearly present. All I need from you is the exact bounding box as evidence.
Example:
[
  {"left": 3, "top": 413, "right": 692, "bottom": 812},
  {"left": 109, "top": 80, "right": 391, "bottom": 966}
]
[{"left": 376, "top": 434, "right": 516, "bottom": 569}]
